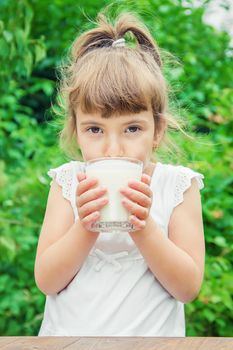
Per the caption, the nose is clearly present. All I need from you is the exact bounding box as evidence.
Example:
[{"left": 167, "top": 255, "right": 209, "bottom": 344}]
[{"left": 104, "top": 137, "right": 124, "bottom": 157}]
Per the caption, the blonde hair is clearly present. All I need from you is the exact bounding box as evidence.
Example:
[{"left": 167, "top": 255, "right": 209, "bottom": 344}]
[{"left": 53, "top": 10, "right": 191, "bottom": 163}]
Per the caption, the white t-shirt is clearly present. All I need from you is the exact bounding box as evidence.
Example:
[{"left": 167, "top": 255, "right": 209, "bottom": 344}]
[{"left": 38, "top": 160, "right": 205, "bottom": 336}]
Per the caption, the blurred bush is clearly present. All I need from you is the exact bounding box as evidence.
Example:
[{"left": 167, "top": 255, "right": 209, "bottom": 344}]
[{"left": 0, "top": 0, "right": 232, "bottom": 336}]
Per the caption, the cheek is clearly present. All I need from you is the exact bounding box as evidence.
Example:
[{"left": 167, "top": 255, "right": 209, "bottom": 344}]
[
  {"left": 127, "top": 135, "right": 153, "bottom": 153},
  {"left": 79, "top": 145, "right": 101, "bottom": 162},
  {"left": 133, "top": 148, "right": 152, "bottom": 165},
  {"left": 142, "top": 140, "right": 154, "bottom": 161},
  {"left": 140, "top": 136, "right": 154, "bottom": 152},
  {"left": 76, "top": 133, "right": 94, "bottom": 157}
]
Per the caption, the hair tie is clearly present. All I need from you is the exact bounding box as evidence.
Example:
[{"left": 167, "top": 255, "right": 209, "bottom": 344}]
[{"left": 112, "top": 38, "right": 125, "bottom": 48}]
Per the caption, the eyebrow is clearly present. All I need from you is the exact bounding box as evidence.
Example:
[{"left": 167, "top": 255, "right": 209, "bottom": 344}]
[{"left": 80, "top": 119, "right": 148, "bottom": 126}]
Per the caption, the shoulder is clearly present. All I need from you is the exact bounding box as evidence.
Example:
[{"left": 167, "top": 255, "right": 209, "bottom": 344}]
[{"left": 157, "top": 161, "right": 204, "bottom": 181}]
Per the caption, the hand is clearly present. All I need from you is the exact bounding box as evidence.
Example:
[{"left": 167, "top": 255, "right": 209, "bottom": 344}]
[
  {"left": 119, "top": 173, "right": 153, "bottom": 231},
  {"left": 76, "top": 172, "right": 109, "bottom": 232}
]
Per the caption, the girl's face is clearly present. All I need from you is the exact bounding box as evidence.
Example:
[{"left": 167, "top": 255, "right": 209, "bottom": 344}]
[{"left": 76, "top": 107, "right": 160, "bottom": 171}]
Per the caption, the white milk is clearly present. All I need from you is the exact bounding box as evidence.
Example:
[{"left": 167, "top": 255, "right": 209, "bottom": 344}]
[{"left": 85, "top": 158, "right": 143, "bottom": 233}]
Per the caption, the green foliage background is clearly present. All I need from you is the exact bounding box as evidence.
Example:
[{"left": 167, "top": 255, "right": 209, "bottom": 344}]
[{"left": 0, "top": 0, "right": 232, "bottom": 336}]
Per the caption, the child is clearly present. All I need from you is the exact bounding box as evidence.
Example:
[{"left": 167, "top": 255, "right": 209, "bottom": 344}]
[{"left": 35, "top": 10, "right": 205, "bottom": 337}]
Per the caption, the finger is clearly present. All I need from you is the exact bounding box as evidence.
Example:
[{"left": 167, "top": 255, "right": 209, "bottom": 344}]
[
  {"left": 82, "top": 210, "right": 100, "bottom": 229},
  {"left": 76, "top": 176, "right": 98, "bottom": 197},
  {"left": 125, "top": 179, "right": 153, "bottom": 199},
  {"left": 141, "top": 173, "right": 151, "bottom": 186},
  {"left": 78, "top": 196, "right": 108, "bottom": 220},
  {"left": 122, "top": 197, "right": 149, "bottom": 220},
  {"left": 77, "top": 186, "right": 107, "bottom": 208},
  {"left": 129, "top": 215, "right": 146, "bottom": 231},
  {"left": 77, "top": 172, "right": 86, "bottom": 182},
  {"left": 119, "top": 187, "right": 151, "bottom": 208}
]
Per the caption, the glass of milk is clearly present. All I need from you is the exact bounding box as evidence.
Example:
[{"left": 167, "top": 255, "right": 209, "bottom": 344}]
[{"left": 84, "top": 157, "right": 143, "bottom": 233}]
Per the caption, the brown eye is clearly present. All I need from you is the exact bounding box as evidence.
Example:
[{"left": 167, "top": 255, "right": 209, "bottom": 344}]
[
  {"left": 87, "top": 127, "right": 102, "bottom": 134},
  {"left": 126, "top": 126, "right": 141, "bottom": 133}
]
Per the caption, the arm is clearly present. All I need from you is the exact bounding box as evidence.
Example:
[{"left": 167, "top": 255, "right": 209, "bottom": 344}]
[
  {"left": 34, "top": 180, "right": 99, "bottom": 296},
  {"left": 129, "top": 178, "right": 205, "bottom": 303}
]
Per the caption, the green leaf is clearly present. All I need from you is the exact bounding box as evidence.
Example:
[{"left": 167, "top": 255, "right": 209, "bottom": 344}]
[
  {"left": 0, "top": 236, "right": 16, "bottom": 261},
  {"left": 24, "top": 50, "right": 33, "bottom": 76},
  {"left": 24, "top": 4, "right": 33, "bottom": 37},
  {"left": 34, "top": 42, "right": 46, "bottom": 63},
  {"left": 213, "top": 236, "right": 227, "bottom": 248},
  {"left": 203, "top": 309, "right": 216, "bottom": 323},
  {"left": 3, "top": 30, "right": 13, "bottom": 43}
]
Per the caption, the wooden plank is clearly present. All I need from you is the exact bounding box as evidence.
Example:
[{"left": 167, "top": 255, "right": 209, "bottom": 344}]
[
  {"left": 0, "top": 338, "right": 18, "bottom": 347},
  {"left": 0, "top": 337, "right": 233, "bottom": 350},
  {"left": 64, "top": 337, "right": 233, "bottom": 350},
  {"left": 0, "top": 337, "right": 80, "bottom": 350}
]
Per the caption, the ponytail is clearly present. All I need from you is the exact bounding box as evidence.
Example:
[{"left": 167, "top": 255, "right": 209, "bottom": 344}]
[
  {"left": 115, "top": 12, "right": 162, "bottom": 67},
  {"left": 71, "top": 11, "right": 162, "bottom": 68}
]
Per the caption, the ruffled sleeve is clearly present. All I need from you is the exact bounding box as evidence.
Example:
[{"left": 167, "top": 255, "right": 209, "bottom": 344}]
[
  {"left": 173, "top": 166, "right": 205, "bottom": 208},
  {"left": 47, "top": 163, "right": 74, "bottom": 202},
  {"left": 47, "top": 161, "right": 85, "bottom": 223}
]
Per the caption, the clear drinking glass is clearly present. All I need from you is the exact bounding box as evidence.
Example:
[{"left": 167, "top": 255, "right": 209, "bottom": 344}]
[{"left": 84, "top": 157, "right": 143, "bottom": 233}]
